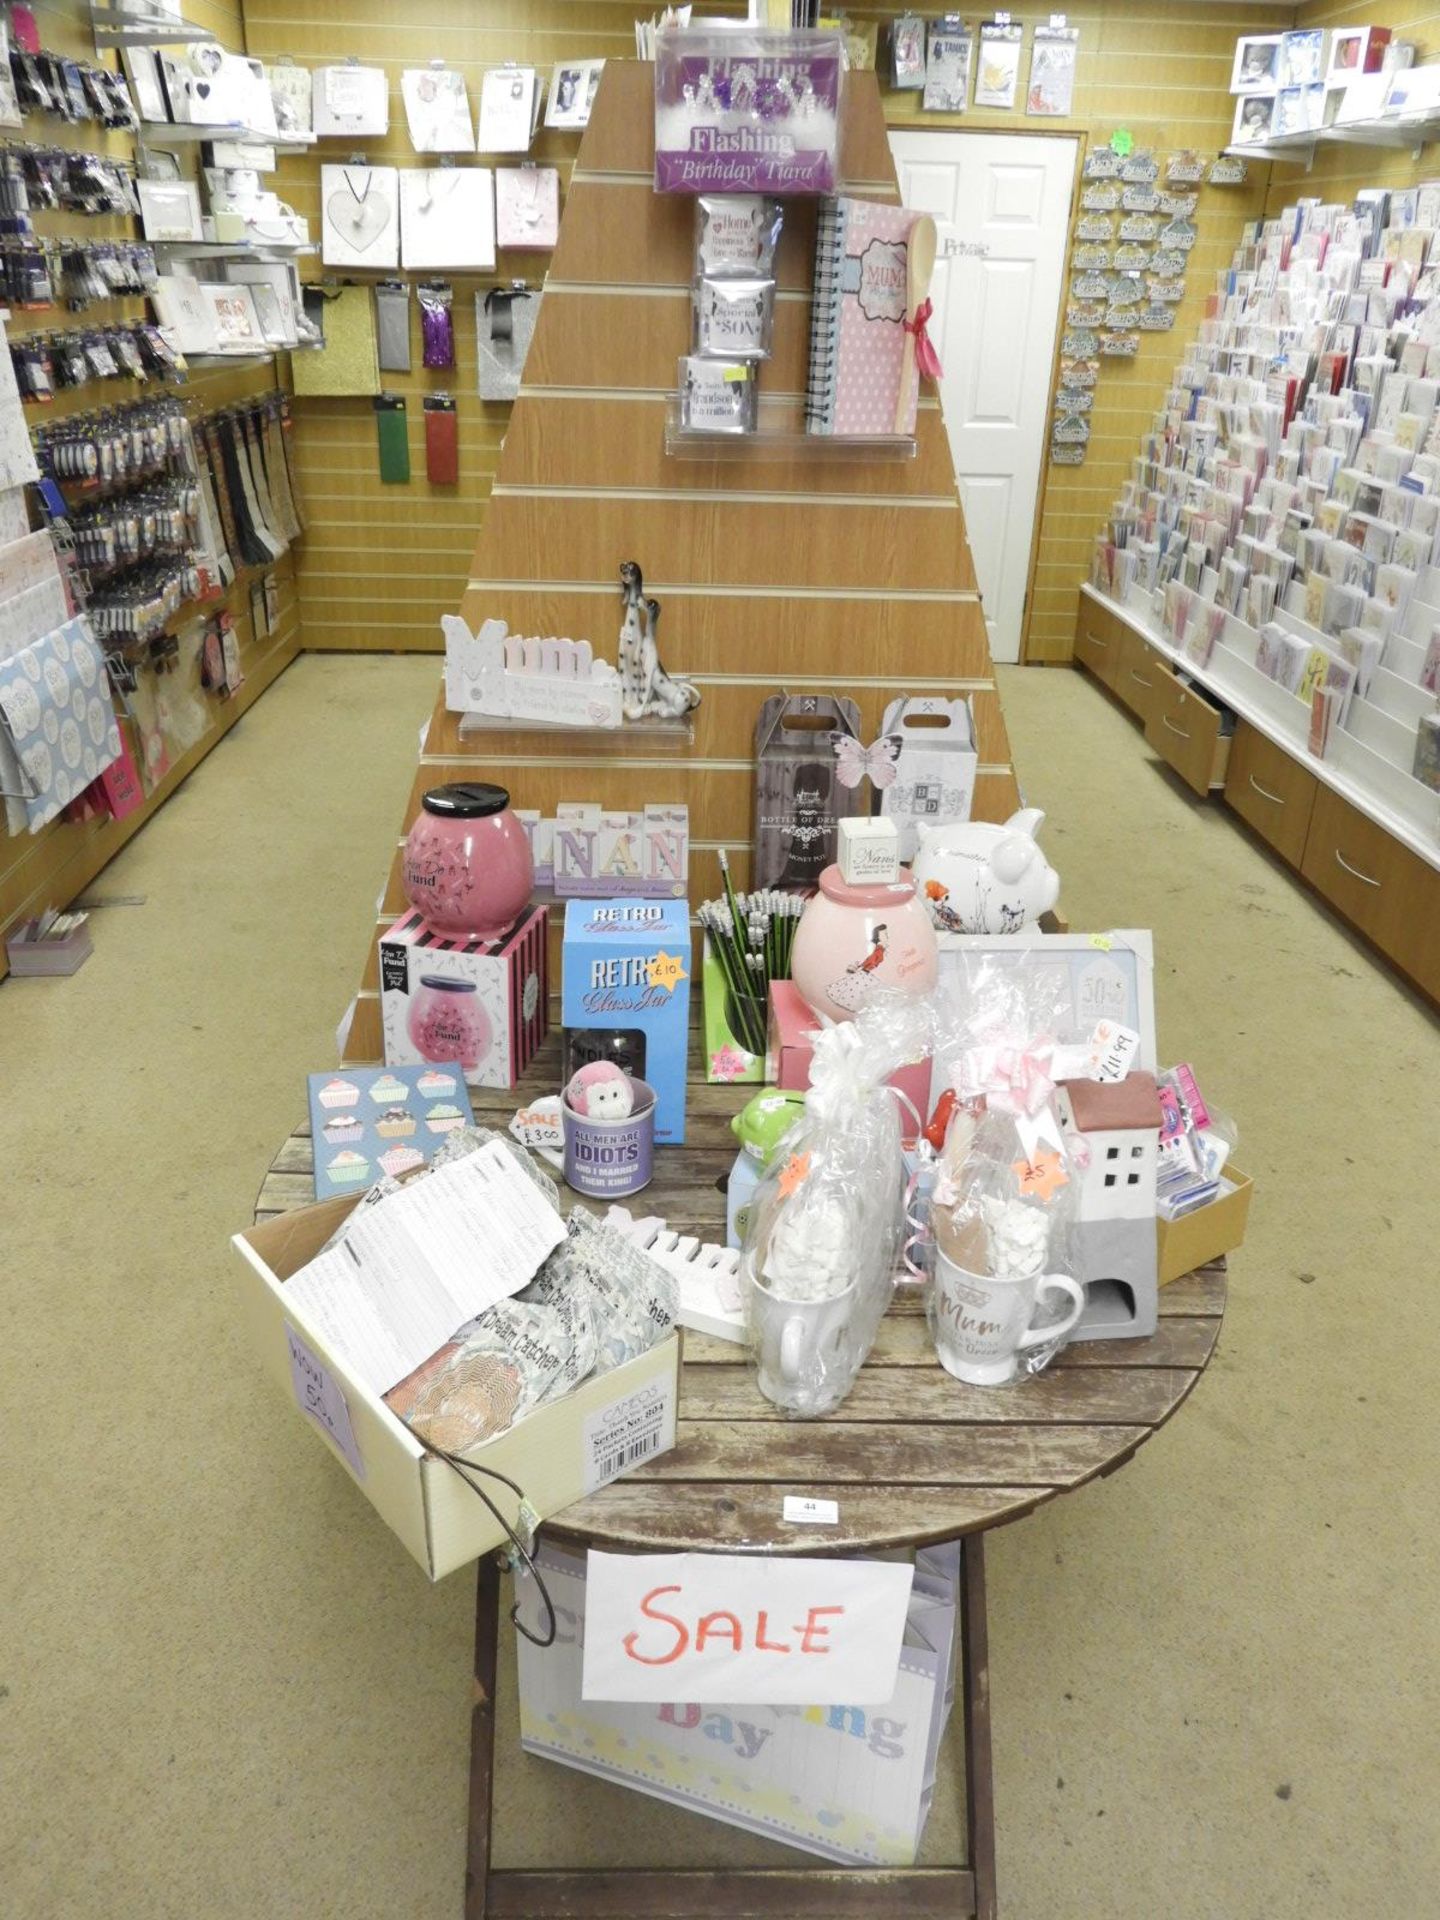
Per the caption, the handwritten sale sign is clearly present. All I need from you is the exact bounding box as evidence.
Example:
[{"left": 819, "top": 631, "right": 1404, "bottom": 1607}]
[{"left": 581, "top": 1551, "right": 914, "bottom": 1705}]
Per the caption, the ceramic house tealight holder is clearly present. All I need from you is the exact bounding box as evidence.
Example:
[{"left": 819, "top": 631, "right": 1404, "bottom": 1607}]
[{"left": 1055, "top": 1071, "right": 1163, "bottom": 1341}]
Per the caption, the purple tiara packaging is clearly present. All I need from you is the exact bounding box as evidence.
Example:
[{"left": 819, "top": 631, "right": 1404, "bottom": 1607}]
[{"left": 653, "top": 28, "right": 843, "bottom": 195}]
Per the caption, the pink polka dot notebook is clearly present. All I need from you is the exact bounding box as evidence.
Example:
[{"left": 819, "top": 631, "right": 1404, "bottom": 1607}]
[{"left": 805, "top": 196, "right": 922, "bottom": 438}]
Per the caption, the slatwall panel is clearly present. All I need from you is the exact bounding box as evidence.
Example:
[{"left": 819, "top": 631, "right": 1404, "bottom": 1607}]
[
  {"left": 339, "top": 62, "right": 1015, "bottom": 1065},
  {"left": 1269, "top": 0, "right": 1440, "bottom": 208},
  {"left": 0, "top": 0, "right": 303, "bottom": 957},
  {"left": 243, "top": 1, "right": 1274, "bottom": 667},
  {"left": 242, "top": 0, "right": 647, "bottom": 653}
]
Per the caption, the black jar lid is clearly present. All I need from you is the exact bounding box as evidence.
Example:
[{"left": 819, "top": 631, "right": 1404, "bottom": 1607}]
[{"left": 420, "top": 781, "right": 510, "bottom": 818}]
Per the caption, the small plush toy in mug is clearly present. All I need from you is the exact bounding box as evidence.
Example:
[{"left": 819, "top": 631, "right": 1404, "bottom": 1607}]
[{"left": 565, "top": 1060, "right": 635, "bottom": 1120}]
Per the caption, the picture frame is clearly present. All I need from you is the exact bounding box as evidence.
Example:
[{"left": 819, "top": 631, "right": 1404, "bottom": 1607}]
[
  {"left": 544, "top": 59, "right": 603, "bottom": 130},
  {"left": 202, "top": 281, "right": 265, "bottom": 352},
  {"left": 122, "top": 46, "right": 169, "bottom": 124},
  {"left": 137, "top": 178, "right": 203, "bottom": 243},
  {"left": 1326, "top": 26, "right": 1390, "bottom": 81},
  {"left": 933, "top": 930, "right": 1158, "bottom": 1070},
  {"left": 1230, "top": 35, "right": 1282, "bottom": 95},
  {"left": 1232, "top": 94, "right": 1277, "bottom": 146}
]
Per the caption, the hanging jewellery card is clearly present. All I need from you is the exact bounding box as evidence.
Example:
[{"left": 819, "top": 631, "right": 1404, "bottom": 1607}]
[
  {"left": 321, "top": 163, "right": 400, "bottom": 270},
  {"left": 313, "top": 63, "right": 389, "bottom": 138},
  {"left": 399, "top": 168, "right": 496, "bottom": 272},
  {"left": 401, "top": 65, "right": 473, "bottom": 154},
  {"left": 479, "top": 66, "right": 541, "bottom": 153},
  {"left": 496, "top": 167, "right": 559, "bottom": 250}
]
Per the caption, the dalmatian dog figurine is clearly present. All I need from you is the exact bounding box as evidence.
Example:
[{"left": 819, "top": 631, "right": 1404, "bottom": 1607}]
[{"left": 618, "top": 561, "right": 701, "bottom": 722}]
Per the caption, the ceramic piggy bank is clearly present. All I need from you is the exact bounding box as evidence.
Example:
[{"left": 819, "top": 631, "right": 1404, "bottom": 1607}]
[{"left": 911, "top": 808, "right": 1060, "bottom": 936}]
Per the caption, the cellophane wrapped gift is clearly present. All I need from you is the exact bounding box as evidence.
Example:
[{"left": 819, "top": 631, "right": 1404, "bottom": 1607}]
[
  {"left": 740, "top": 996, "right": 927, "bottom": 1416},
  {"left": 926, "top": 960, "right": 1082, "bottom": 1371}
]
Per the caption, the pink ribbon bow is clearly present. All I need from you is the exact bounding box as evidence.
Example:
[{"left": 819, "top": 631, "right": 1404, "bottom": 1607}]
[
  {"left": 955, "top": 1039, "right": 1055, "bottom": 1118},
  {"left": 905, "top": 298, "right": 943, "bottom": 382}
]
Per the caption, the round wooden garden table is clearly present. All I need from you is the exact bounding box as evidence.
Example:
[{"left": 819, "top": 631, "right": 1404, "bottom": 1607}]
[{"left": 256, "top": 1030, "right": 1226, "bottom": 1920}]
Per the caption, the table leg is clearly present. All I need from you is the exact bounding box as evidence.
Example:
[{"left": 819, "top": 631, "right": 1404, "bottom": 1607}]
[
  {"left": 465, "top": 1556, "right": 501, "bottom": 1920},
  {"left": 961, "top": 1534, "right": 998, "bottom": 1920}
]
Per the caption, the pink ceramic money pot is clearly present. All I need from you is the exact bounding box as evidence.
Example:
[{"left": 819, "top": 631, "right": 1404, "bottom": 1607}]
[
  {"left": 401, "top": 782, "right": 533, "bottom": 937},
  {"left": 789, "top": 864, "right": 939, "bottom": 1023}
]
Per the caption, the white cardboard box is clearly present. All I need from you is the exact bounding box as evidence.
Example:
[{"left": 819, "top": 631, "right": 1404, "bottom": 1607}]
[{"left": 233, "top": 1192, "right": 681, "bottom": 1581}]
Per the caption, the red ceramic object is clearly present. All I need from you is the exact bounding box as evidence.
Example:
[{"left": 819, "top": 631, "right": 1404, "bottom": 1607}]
[{"left": 401, "top": 782, "right": 533, "bottom": 937}]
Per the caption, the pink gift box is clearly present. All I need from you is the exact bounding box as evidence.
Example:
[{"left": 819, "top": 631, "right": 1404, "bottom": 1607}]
[{"left": 766, "top": 980, "right": 930, "bottom": 1140}]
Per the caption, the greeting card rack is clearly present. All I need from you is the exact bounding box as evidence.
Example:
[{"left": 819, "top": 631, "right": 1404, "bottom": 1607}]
[
  {"left": 1075, "top": 583, "right": 1439, "bottom": 1004},
  {"left": 338, "top": 60, "right": 1024, "bottom": 1057}
]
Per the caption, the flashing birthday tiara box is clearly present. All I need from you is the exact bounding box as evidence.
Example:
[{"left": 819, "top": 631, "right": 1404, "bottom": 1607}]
[{"left": 654, "top": 28, "right": 843, "bottom": 196}]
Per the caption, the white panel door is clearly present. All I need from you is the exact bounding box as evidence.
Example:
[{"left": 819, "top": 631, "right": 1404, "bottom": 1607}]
[{"left": 888, "top": 130, "right": 1077, "bottom": 663}]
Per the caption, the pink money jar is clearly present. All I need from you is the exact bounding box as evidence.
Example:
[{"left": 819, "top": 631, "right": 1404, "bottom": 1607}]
[
  {"left": 401, "top": 782, "right": 533, "bottom": 937},
  {"left": 789, "top": 864, "right": 939, "bottom": 1024},
  {"left": 408, "top": 975, "right": 492, "bottom": 1072}
]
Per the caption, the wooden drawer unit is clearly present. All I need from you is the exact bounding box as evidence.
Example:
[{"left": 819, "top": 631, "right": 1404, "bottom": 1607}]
[
  {"left": 1114, "top": 627, "right": 1164, "bottom": 722},
  {"left": 1300, "top": 786, "right": 1440, "bottom": 1001},
  {"left": 1074, "top": 599, "right": 1125, "bottom": 690},
  {"left": 1144, "top": 664, "right": 1231, "bottom": 797},
  {"left": 1223, "top": 721, "right": 1319, "bottom": 869}
]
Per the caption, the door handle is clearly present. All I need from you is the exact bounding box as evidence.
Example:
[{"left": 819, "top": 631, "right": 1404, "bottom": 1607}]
[
  {"left": 1334, "top": 849, "right": 1381, "bottom": 888},
  {"left": 1084, "top": 630, "right": 1108, "bottom": 648},
  {"left": 1129, "top": 669, "right": 1152, "bottom": 688},
  {"left": 1162, "top": 715, "right": 1191, "bottom": 740},
  {"left": 1248, "top": 775, "right": 1284, "bottom": 805}
]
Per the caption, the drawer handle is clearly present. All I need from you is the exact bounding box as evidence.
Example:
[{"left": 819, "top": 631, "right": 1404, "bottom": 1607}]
[
  {"left": 1248, "top": 775, "right": 1284, "bottom": 805},
  {"left": 1084, "top": 631, "right": 1108, "bottom": 648},
  {"left": 1129, "top": 670, "right": 1152, "bottom": 688},
  {"left": 1335, "top": 849, "right": 1381, "bottom": 889},
  {"left": 1162, "top": 715, "right": 1191, "bottom": 740}
]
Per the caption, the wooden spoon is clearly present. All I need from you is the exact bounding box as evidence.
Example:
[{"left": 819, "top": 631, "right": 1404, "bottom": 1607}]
[{"left": 895, "top": 213, "right": 938, "bottom": 435}]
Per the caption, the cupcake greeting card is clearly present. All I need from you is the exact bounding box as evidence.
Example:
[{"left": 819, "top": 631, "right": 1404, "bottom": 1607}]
[{"left": 306, "top": 1064, "right": 474, "bottom": 1199}]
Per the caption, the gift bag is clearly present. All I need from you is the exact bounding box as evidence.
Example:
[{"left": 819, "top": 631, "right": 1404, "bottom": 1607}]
[
  {"left": 476, "top": 285, "right": 540, "bottom": 401},
  {"left": 516, "top": 1540, "right": 958, "bottom": 1867},
  {"left": 752, "top": 693, "right": 864, "bottom": 889},
  {"left": 877, "top": 696, "right": 977, "bottom": 862}
]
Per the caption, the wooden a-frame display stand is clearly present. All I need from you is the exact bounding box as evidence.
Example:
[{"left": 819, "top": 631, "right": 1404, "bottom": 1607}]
[
  {"left": 342, "top": 63, "right": 1027, "bottom": 1919},
  {"left": 342, "top": 61, "right": 1022, "bottom": 1062}
]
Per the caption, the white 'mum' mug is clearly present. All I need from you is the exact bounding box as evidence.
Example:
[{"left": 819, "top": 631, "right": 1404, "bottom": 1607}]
[{"left": 931, "top": 1248, "right": 1085, "bottom": 1386}]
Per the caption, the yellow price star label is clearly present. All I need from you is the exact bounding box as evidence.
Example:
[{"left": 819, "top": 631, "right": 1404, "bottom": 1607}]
[{"left": 646, "top": 949, "right": 689, "bottom": 994}]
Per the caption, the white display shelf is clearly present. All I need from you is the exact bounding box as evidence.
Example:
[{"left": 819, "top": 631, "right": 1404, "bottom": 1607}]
[
  {"left": 1225, "top": 107, "right": 1440, "bottom": 168},
  {"left": 456, "top": 711, "right": 694, "bottom": 748},
  {"left": 1081, "top": 583, "right": 1440, "bottom": 871},
  {"left": 91, "top": 0, "right": 215, "bottom": 49},
  {"left": 152, "top": 240, "right": 315, "bottom": 259},
  {"left": 139, "top": 123, "right": 316, "bottom": 153},
  {"left": 665, "top": 405, "right": 916, "bottom": 462}
]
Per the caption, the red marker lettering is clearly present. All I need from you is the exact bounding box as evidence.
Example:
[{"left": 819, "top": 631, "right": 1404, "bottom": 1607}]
[
  {"left": 622, "top": 1585, "right": 689, "bottom": 1666},
  {"left": 796, "top": 1605, "right": 844, "bottom": 1653},
  {"left": 755, "top": 1610, "right": 791, "bottom": 1654},
  {"left": 695, "top": 1610, "right": 743, "bottom": 1654}
]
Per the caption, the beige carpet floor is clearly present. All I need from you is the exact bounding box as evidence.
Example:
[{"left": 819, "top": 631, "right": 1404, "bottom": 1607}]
[{"left": 1, "top": 653, "right": 1435, "bottom": 1919}]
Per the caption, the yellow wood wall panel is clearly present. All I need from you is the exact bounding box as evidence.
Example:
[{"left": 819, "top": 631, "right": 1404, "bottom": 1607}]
[
  {"left": 474, "top": 493, "right": 978, "bottom": 593},
  {"left": 422, "top": 680, "right": 1010, "bottom": 768},
  {"left": 451, "top": 586, "right": 995, "bottom": 678},
  {"left": 552, "top": 183, "right": 821, "bottom": 291},
  {"left": 525, "top": 286, "right": 815, "bottom": 394},
  {"left": 500, "top": 394, "right": 958, "bottom": 496}
]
